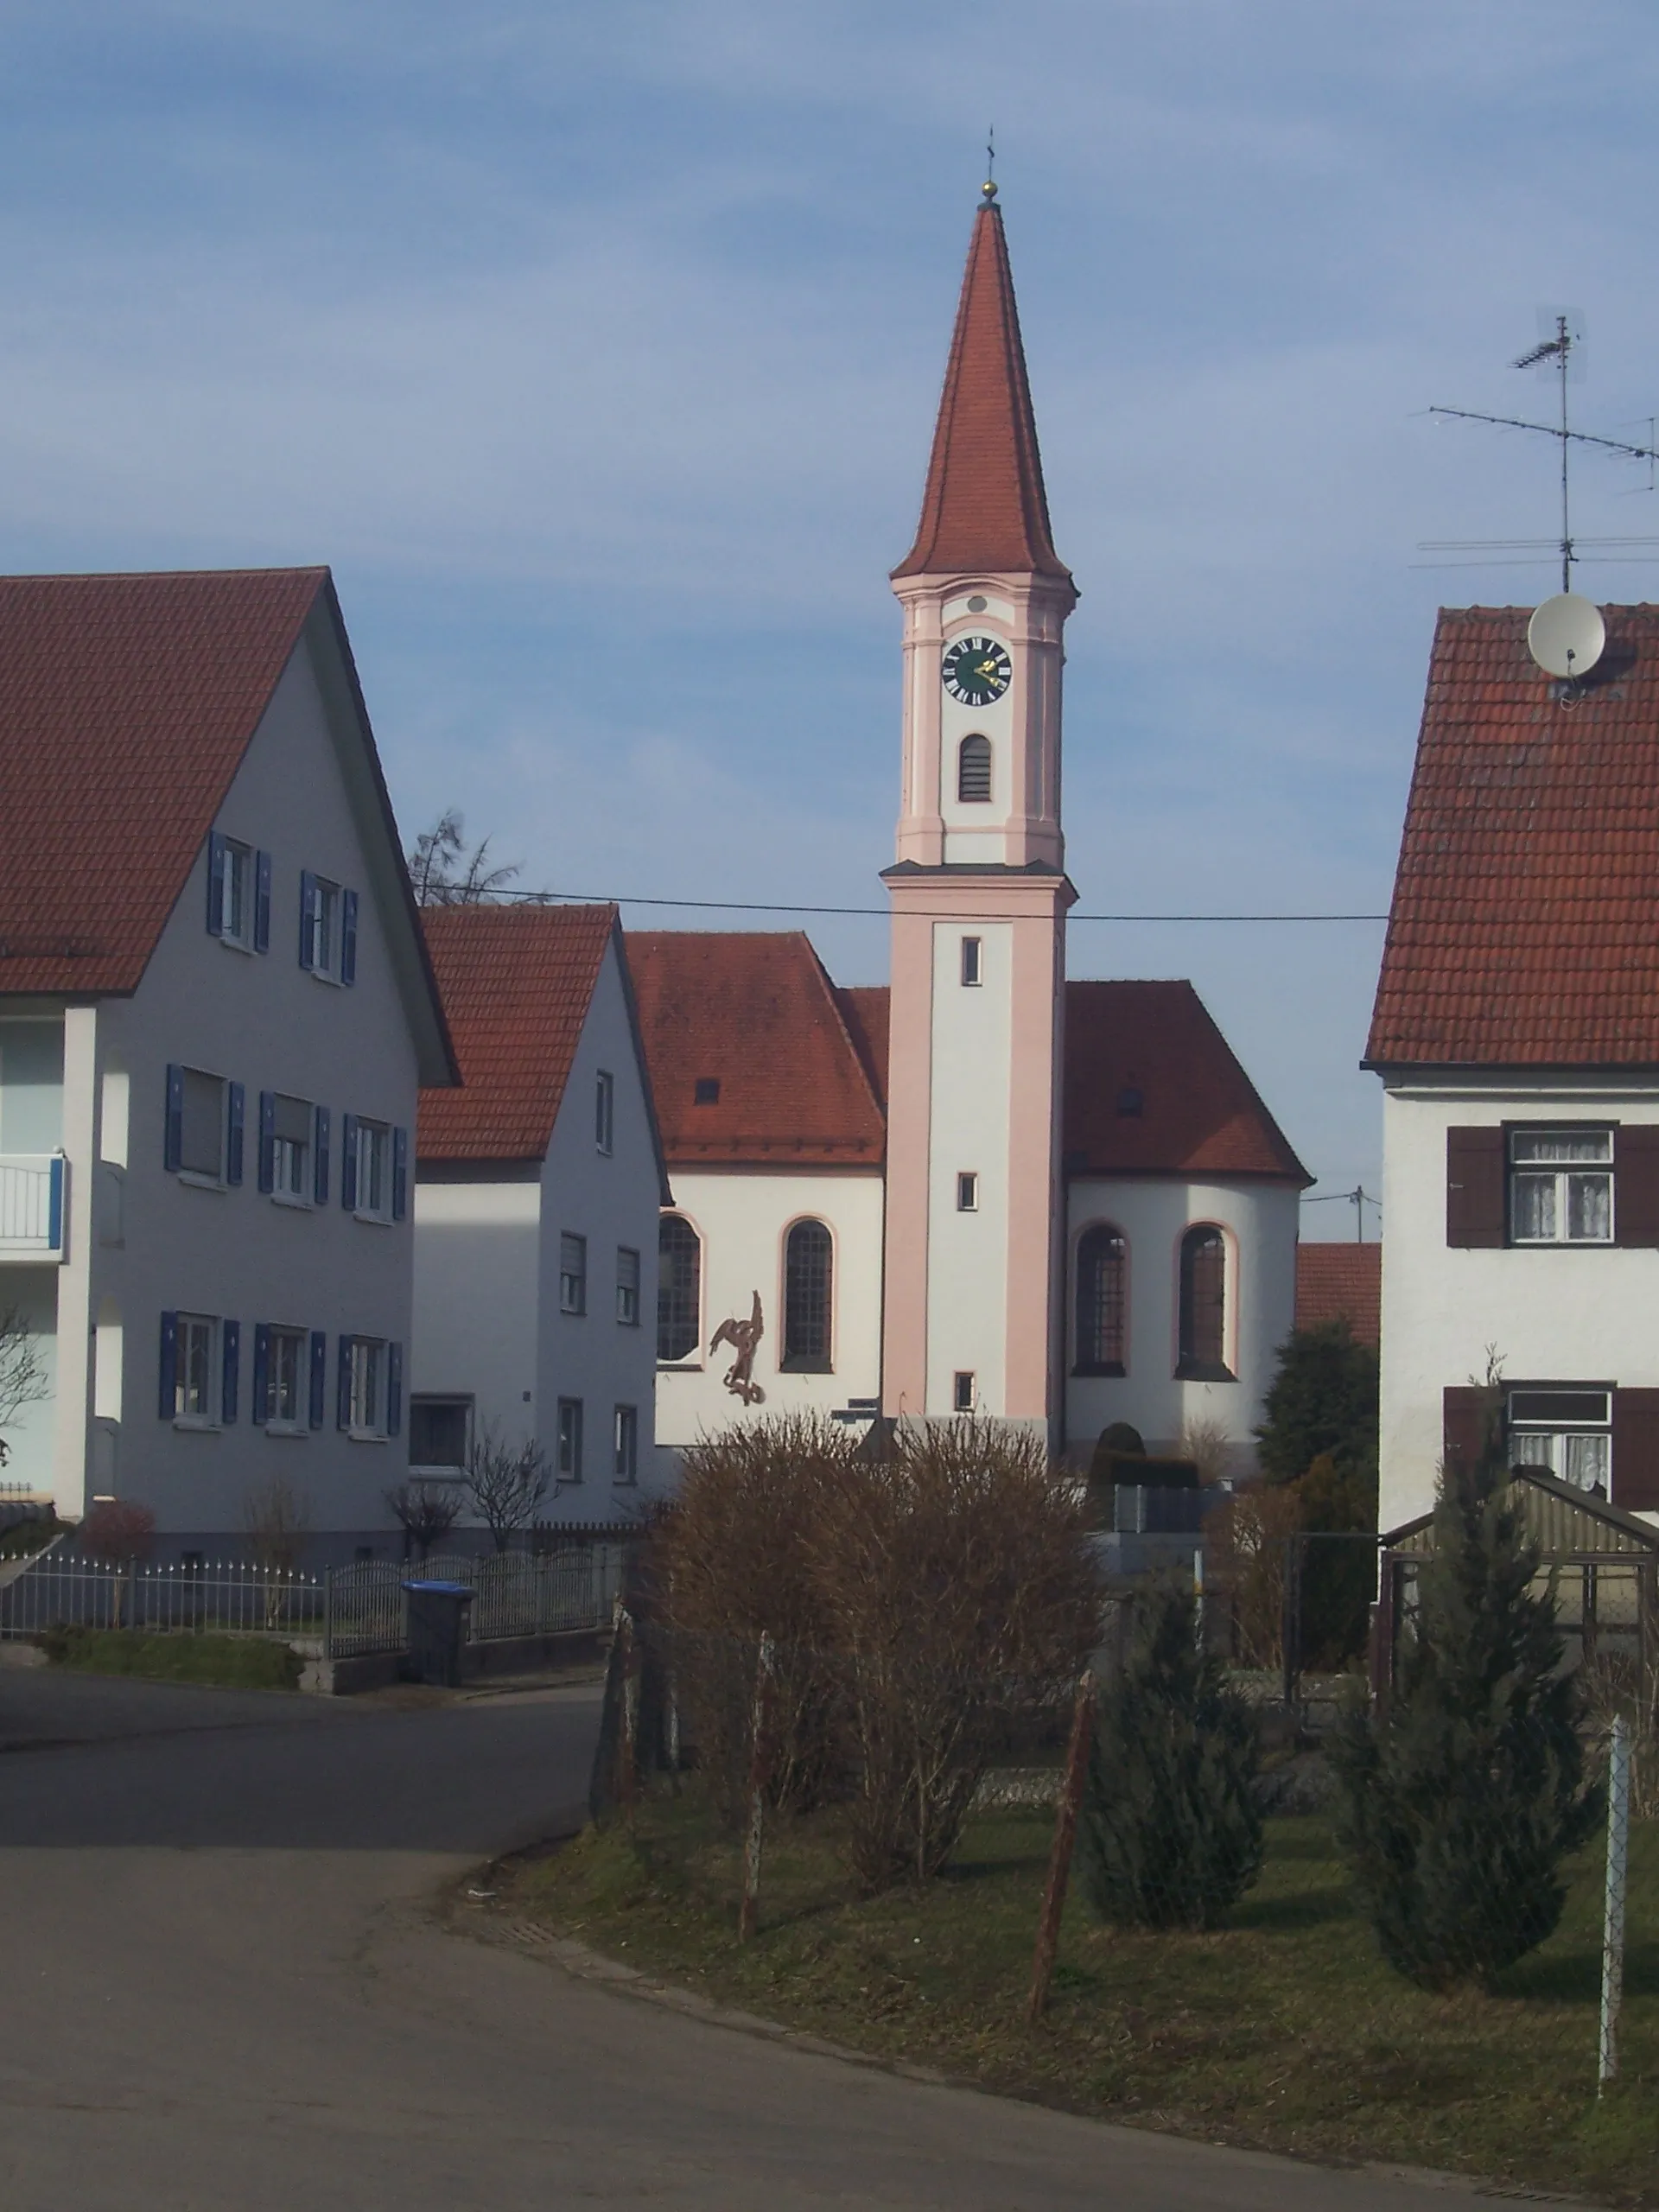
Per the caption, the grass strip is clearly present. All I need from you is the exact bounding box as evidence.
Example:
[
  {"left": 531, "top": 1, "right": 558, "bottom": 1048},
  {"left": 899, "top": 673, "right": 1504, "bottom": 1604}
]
[{"left": 39, "top": 1625, "right": 302, "bottom": 1692}]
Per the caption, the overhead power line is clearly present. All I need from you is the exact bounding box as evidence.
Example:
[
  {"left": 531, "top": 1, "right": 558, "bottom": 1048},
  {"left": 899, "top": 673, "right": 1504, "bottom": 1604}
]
[{"left": 476, "top": 889, "right": 1389, "bottom": 925}]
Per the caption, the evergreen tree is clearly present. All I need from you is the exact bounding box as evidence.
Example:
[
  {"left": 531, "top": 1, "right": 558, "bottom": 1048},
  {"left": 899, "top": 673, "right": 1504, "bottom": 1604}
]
[
  {"left": 1331, "top": 1418, "right": 1603, "bottom": 1990},
  {"left": 1077, "top": 1573, "right": 1262, "bottom": 1929},
  {"left": 1255, "top": 1319, "right": 1378, "bottom": 1485},
  {"left": 1297, "top": 1450, "right": 1379, "bottom": 1669}
]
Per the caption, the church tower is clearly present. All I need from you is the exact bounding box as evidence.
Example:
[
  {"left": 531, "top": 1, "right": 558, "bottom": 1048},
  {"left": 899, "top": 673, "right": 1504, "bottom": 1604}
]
[{"left": 880, "top": 181, "right": 1077, "bottom": 1431}]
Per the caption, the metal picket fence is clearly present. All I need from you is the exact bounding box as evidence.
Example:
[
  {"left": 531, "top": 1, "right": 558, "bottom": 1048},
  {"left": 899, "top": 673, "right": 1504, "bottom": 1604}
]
[
  {"left": 321, "top": 1542, "right": 626, "bottom": 1660},
  {"left": 0, "top": 1555, "right": 324, "bottom": 1639}
]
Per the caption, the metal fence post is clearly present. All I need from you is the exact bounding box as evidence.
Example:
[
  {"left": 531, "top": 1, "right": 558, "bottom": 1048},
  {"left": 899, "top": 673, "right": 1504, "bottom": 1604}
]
[
  {"left": 738, "top": 1633, "right": 775, "bottom": 1941},
  {"left": 1599, "top": 1713, "right": 1632, "bottom": 2094}
]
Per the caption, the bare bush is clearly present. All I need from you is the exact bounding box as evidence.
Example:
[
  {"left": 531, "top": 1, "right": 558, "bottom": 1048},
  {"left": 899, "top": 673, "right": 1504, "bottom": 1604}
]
[
  {"left": 79, "top": 1497, "right": 156, "bottom": 1564},
  {"left": 810, "top": 1419, "right": 1101, "bottom": 1891},
  {"left": 241, "top": 1473, "right": 312, "bottom": 1576},
  {"left": 1176, "top": 1416, "right": 1235, "bottom": 1486},
  {"left": 0, "top": 1305, "right": 48, "bottom": 1467},
  {"left": 464, "top": 1425, "right": 550, "bottom": 1551},
  {"left": 654, "top": 1412, "right": 849, "bottom": 1826},
  {"left": 1209, "top": 1479, "right": 1304, "bottom": 1670},
  {"left": 385, "top": 1480, "right": 462, "bottom": 1561}
]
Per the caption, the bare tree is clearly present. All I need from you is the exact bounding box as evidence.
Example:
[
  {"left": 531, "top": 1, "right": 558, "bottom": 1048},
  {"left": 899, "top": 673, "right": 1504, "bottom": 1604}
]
[
  {"left": 242, "top": 1474, "right": 312, "bottom": 1576},
  {"left": 463, "top": 1424, "right": 550, "bottom": 1552},
  {"left": 385, "top": 1480, "right": 462, "bottom": 1562},
  {"left": 0, "top": 1305, "right": 48, "bottom": 1467},
  {"left": 406, "top": 808, "right": 520, "bottom": 906}
]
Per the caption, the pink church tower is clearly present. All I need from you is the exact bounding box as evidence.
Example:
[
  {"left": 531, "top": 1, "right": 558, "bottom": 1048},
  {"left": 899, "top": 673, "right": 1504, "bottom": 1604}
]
[{"left": 881, "top": 181, "right": 1077, "bottom": 1431}]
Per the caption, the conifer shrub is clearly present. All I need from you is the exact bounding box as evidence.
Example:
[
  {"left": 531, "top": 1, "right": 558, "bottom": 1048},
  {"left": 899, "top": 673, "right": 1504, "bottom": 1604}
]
[
  {"left": 1077, "top": 1571, "right": 1262, "bottom": 1928},
  {"left": 1331, "top": 1417, "right": 1604, "bottom": 1991}
]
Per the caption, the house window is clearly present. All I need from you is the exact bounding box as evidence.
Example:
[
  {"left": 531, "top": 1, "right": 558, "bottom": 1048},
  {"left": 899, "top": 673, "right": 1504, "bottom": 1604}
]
[
  {"left": 658, "top": 1215, "right": 701, "bottom": 1362},
  {"left": 616, "top": 1246, "right": 640, "bottom": 1326},
  {"left": 961, "top": 936, "right": 982, "bottom": 987},
  {"left": 410, "top": 1395, "right": 471, "bottom": 1470},
  {"left": 557, "top": 1397, "right": 584, "bottom": 1481},
  {"left": 180, "top": 1069, "right": 228, "bottom": 1179},
  {"left": 260, "top": 1326, "right": 307, "bottom": 1427},
  {"left": 782, "top": 1217, "right": 832, "bottom": 1372},
  {"left": 1075, "top": 1225, "right": 1128, "bottom": 1375},
  {"left": 270, "top": 1094, "right": 313, "bottom": 1201},
  {"left": 1510, "top": 1128, "right": 1614, "bottom": 1244},
  {"left": 355, "top": 1121, "right": 391, "bottom": 1220},
  {"left": 953, "top": 1370, "right": 976, "bottom": 1414},
  {"left": 613, "top": 1404, "right": 638, "bottom": 1484},
  {"left": 957, "top": 734, "right": 993, "bottom": 803},
  {"left": 216, "top": 840, "right": 252, "bottom": 945},
  {"left": 176, "top": 1313, "right": 216, "bottom": 1421},
  {"left": 1508, "top": 1387, "right": 1611, "bottom": 1495},
  {"left": 1177, "top": 1225, "right": 1233, "bottom": 1380},
  {"left": 348, "top": 1338, "right": 385, "bottom": 1436},
  {"left": 957, "top": 1172, "right": 979, "bottom": 1212},
  {"left": 300, "top": 873, "right": 357, "bottom": 983},
  {"left": 560, "top": 1233, "right": 588, "bottom": 1316},
  {"left": 595, "top": 1070, "right": 614, "bottom": 1155}
]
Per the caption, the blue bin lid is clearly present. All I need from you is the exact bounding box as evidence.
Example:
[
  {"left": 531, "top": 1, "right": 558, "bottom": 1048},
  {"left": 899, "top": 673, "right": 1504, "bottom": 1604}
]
[{"left": 402, "top": 1579, "right": 475, "bottom": 1597}]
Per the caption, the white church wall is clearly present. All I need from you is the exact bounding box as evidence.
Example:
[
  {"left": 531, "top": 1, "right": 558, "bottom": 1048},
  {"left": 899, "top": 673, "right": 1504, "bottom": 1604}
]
[
  {"left": 654, "top": 1168, "right": 884, "bottom": 1451},
  {"left": 1062, "top": 1175, "right": 1300, "bottom": 1473},
  {"left": 925, "top": 920, "right": 1011, "bottom": 1415}
]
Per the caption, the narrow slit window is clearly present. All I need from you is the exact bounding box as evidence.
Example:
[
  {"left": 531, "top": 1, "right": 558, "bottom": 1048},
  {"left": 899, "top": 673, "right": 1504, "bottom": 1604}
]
[
  {"left": 953, "top": 1370, "right": 976, "bottom": 1414},
  {"left": 961, "top": 936, "right": 982, "bottom": 987},
  {"left": 957, "top": 1172, "right": 978, "bottom": 1212}
]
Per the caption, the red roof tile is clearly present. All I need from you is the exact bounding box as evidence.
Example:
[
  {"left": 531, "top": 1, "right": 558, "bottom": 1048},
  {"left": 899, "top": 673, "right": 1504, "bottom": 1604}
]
[
  {"left": 1294, "top": 1242, "right": 1381, "bottom": 1349},
  {"left": 891, "top": 200, "right": 1071, "bottom": 582},
  {"left": 1062, "top": 981, "right": 1310, "bottom": 1181},
  {"left": 836, "top": 984, "right": 890, "bottom": 1112},
  {"left": 0, "top": 569, "right": 327, "bottom": 995},
  {"left": 629, "top": 932, "right": 886, "bottom": 1168},
  {"left": 417, "top": 904, "right": 620, "bottom": 1161},
  {"left": 1369, "top": 604, "right": 1659, "bottom": 1066}
]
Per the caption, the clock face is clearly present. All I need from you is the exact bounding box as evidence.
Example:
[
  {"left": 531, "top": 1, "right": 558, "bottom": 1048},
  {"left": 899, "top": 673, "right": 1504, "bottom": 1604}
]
[{"left": 942, "top": 633, "right": 1012, "bottom": 707}]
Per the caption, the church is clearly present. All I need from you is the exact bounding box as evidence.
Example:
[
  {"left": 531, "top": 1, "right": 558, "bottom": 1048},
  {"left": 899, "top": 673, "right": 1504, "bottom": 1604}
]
[{"left": 632, "top": 185, "right": 1309, "bottom": 1477}]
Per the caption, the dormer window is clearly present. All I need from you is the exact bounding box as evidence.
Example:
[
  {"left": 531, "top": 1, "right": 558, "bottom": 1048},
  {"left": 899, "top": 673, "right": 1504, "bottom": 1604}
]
[
  {"left": 957, "top": 734, "right": 993, "bottom": 804},
  {"left": 694, "top": 1077, "right": 721, "bottom": 1106}
]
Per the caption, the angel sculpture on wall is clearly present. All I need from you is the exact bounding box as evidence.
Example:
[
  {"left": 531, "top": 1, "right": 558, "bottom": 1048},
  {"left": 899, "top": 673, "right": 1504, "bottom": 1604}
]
[{"left": 709, "top": 1292, "right": 766, "bottom": 1406}]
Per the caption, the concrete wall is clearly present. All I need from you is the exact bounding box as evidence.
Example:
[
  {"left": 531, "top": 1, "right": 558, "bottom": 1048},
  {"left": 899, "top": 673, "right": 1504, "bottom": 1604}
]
[
  {"left": 1379, "top": 1075, "right": 1659, "bottom": 1533},
  {"left": 654, "top": 1168, "right": 885, "bottom": 1449},
  {"left": 1061, "top": 1174, "right": 1300, "bottom": 1473}
]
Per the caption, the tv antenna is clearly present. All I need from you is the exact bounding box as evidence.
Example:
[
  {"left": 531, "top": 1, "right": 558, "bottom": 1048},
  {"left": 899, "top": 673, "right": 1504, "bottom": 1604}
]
[{"left": 1421, "top": 312, "right": 1659, "bottom": 591}]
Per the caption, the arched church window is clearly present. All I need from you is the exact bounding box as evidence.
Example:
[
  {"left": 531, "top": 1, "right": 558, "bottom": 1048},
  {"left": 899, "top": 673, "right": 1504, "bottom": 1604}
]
[
  {"left": 1074, "top": 1226, "right": 1128, "bottom": 1375},
  {"left": 781, "top": 1218, "right": 833, "bottom": 1372},
  {"left": 957, "top": 734, "right": 993, "bottom": 804},
  {"left": 1177, "top": 1226, "right": 1233, "bottom": 1381},
  {"left": 657, "top": 1214, "right": 702, "bottom": 1363}
]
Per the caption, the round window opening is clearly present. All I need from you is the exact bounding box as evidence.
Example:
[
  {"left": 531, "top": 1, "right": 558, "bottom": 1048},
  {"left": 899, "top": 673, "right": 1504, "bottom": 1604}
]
[{"left": 966, "top": 594, "right": 988, "bottom": 613}]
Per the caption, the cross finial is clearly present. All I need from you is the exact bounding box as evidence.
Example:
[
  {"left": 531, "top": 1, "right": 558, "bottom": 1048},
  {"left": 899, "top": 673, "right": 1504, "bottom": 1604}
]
[{"left": 982, "top": 125, "right": 997, "bottom": 202}]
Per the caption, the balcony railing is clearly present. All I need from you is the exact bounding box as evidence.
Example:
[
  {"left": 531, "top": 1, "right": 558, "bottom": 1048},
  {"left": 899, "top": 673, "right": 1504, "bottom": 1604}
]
[{"left": 0, "top": 1154, "right": 66, "bottom": 1259}]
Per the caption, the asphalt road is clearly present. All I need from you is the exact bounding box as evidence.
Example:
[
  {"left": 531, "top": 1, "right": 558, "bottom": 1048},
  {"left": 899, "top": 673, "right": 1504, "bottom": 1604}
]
[{"left": 0, "top": 1665, "right": 1531, "bottom": 2211}]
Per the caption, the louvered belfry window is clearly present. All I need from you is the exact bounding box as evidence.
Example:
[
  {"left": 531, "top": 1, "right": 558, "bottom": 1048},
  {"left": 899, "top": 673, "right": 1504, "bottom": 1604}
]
[
  {"left": 1075, "top": 1226, "right": 1128, "bottom": 1375},
  {"left": 957, "top": 734, "right": 993, "bottom": 803},
  {"left": 1177, "top": 1226, "right": 1231, "bottom": 1379},
  {"left": 782, "top": 1218, "right": 833, "bottom": 1371}
]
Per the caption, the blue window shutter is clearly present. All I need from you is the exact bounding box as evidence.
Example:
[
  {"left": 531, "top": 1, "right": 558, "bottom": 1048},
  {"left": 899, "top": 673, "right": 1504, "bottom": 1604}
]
[
  {"left": 251, "top": 1323, "right": 270, "bottom": 1426},
  {"left": 257, "top": 1090, "right": 276, "bottom": 1195},
  {"left": 163, "top": 1065, "right": 184, "bottom": 1173},
  {"left": 387, "top": 1342, "right": 403, "bottom": 1437},
  {"left": 340, "top": 1114, "right": 358, "bottom": 1211},
  {"left": 226, "top": 1083, "right": 245, "bottom": 1187},
  {"left": 392, "top": 1127, "right": 408, "bottom": 1220},
  {"left": 340, "top": 889, "right": 359, "bottom": 986},
  {"left": 314, "top": 1106, "right": 330, "bottom": 1205},
  {"left": 207, "top": 832, "right": 227, "bottom": 937},
  {"left": 158, "top": 1311, "right": 178, "bottom": 1419},
  {"left": 337, "top": 1337, "right": 353, "bottom": 1430},
  {"left": 254, "top": 850, "right": 271, "bottom": 954},
  {"left": 221, "top": 1319, "right": 240, "bottom": 1425},
  {"left": 308, "top": 1331, "right": 327, "bottom": 1429},
  {"left": 47, "top": 1156, "right": 63, "bottom": 1253},
  {"left": 298, "top": 871, "right": 316, "bottom": 969}
]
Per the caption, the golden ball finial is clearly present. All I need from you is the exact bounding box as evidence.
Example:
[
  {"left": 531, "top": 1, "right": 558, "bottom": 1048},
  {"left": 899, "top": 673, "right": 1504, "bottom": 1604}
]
[{"left": 982, "top": 177, "right": 998, "bottom": 202}]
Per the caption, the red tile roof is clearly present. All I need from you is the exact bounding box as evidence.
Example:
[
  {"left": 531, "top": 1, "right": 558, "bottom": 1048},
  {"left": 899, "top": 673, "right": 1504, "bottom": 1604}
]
[
  {"left": 0, "top": 569, "right": 327, "bottom": 995},
  {"left": 418, "top": 905, "right": 621, "bottom": 1161},
  {"left": 1062, "top": 981, "right": 1311, "bottom": 1182},
  {"left": 1369, "top": 604, "right": 1659, "bottom": 1066},
  {"left": 1294, "top": 1242, "right": 1381, "bottom": 1348},
  {"left": 891, "top": 200, "right": 1071, "bottom": 582},
  {"left": 628, "top": 932, "right": 886, "bottom": 1168}
]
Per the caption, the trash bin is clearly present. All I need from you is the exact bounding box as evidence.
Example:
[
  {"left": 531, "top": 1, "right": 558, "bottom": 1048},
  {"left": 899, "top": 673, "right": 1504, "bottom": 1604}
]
[{"left": 403, "top": 1578, "right": 475, "bottom": 1687}]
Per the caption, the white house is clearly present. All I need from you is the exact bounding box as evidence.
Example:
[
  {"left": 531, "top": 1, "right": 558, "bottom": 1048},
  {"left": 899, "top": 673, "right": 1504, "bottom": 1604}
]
[
  {"left": 632, "top": 185, "right": 1308, "bottom": 1474},
  {"left": 413, "top": 904, "right": 670, "bottom": 1522},
  {"left": 0, "top": 568, "right": 457, "bottom": 1554},
  {"left": 1369, "top": 602, "right": 1659, "bottom": 1533}
]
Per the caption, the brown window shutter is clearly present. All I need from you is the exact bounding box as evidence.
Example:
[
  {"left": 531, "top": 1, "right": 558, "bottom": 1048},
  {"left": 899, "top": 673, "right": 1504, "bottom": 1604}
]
[
  {"left": 1446, "top": 1127, "right": 1505, "bottom": 1248},
  {"left": 1615, "top": 1126, "right": 1659, "bottom": 1246},
  {"left": 1442, "top": 1386, "right": 1489, "bottom": 1475},
  {"left": 1612, "top": 1389, "right": 1659, "bottom": 1511}
]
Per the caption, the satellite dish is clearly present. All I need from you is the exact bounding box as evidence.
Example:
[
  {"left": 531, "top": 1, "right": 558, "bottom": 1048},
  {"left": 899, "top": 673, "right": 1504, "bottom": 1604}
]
[{"left": 1527, "top": 592, "right": 1605, "bottom": 680}]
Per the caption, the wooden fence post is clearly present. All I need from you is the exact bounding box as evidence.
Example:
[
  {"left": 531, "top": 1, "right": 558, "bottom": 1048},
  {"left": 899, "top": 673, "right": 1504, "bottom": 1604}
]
[
  {"left": 738, "top": 1633, "right": 775, "bottom": 1941},
  {"left": 1027, "top": 1669, "right": 1097, "bottom": 2025},
  {"left": 613, "top": 1605, "right": 637, "bottom": 1814}
]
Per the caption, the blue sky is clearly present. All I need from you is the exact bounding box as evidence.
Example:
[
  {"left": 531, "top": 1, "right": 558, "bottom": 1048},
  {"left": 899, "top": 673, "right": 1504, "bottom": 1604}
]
[{"left": 6, "top": 2, "right": 1659, "bottom": 1234}]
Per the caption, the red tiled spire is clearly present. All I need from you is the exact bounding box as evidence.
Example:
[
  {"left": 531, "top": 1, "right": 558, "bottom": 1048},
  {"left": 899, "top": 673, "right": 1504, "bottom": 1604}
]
[{"left": 893, "top": 189, "right": 1070, "bottom": 582}]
